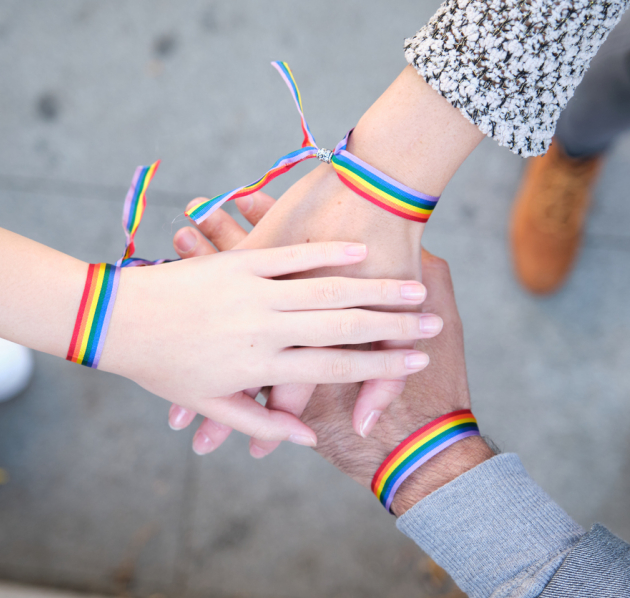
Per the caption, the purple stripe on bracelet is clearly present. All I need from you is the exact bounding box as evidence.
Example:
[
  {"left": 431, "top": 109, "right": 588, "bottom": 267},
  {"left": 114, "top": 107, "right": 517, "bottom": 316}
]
[{"left": 384, "top": 430, "right": 480, "bottom": 512}]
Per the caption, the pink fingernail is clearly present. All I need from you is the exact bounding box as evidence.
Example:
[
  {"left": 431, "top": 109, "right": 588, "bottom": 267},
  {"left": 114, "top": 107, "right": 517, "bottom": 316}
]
[
  {"left": 401, "top": 283, "right": 426, "bottom": 301},
  {"left": 193, "top": 431, "right": 214, "bottom": 455},
  {"left": 250, "top": 443, "right": 270, "bottom": 459},
  {"left": 169, "top": 405, "right": 191, "bottom": 430},
  {"left": 405, "top": 352, "right": 430, "bottom": 370},
  {"left": 419, "top": 315, "right": 443, "bottom": 335},
  {"left": 236, "top": 195, "right": 254, "bottom": 213},
  {"left": 175, "top": 228, "right": 197, "bottom": 253},
  {"left": 288, "top": 434, "right": 317, "bottom": 447},
  {"left": 344, "top": 243, "right": 367, "bottom": 256},
  {"left": 359, "top": 410, "right": 382, "bottom": 438}
]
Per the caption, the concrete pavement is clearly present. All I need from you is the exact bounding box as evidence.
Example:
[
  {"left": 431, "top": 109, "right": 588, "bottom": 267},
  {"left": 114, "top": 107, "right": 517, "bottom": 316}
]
[{"left": 1, "top": 1, "right": 629, "bottom": 597}]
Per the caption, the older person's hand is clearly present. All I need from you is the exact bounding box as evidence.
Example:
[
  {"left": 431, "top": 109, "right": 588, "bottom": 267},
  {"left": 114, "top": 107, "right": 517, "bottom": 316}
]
[{"left": 300, "top": 246, "right": 495, "bottom": 515}]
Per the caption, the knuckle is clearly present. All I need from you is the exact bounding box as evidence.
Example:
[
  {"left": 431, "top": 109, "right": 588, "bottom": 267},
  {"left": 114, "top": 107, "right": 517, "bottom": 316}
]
[
  {"left": 315, "top": 279, "right": 345, "bottom": 305},
  {"left": 249, "top": 421, "right": 272, "bottom": 442},
  {"left": 380, "top": 352, "right": 402, "bottom": 377},
  {"left": 377, "top": 280, "right": 392, "bottom": 302},
  {"left": 318, "top": 242, "right": 335, "bottom": 261},
  {"left": 396, "top": 314, "right": 414, "bottom": 337},
  {"left": 330, "top": 355, "right": 357, "bottom": 380},
  {"left": 337, "top": 313, "right": 363, "bottom": 340},
  {"left": 284, "top": 244, "right": 307, "bottom": 263}
]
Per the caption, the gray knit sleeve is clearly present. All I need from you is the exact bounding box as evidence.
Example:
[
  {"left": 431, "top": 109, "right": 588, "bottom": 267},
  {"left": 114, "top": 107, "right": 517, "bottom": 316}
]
[
  {"left": 404, "top": 0, "right": 629, "bottom": 157},
  {"left": 396, "top": 454, "right": 584, "bottom": 598}
]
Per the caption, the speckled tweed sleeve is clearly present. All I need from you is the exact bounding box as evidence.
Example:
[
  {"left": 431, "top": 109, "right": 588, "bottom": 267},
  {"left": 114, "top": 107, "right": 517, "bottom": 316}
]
[{"left": 404, "top": 0, "right": 630, "bottom": 156}]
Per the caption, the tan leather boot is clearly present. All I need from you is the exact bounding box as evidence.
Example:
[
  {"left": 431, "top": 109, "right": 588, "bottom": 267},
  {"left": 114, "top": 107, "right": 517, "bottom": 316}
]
[{"left": 510, "top": 140, "right": 604, "bottom": 294}]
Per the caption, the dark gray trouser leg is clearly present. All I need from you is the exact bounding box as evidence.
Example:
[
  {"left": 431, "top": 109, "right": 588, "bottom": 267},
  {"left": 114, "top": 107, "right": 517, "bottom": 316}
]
[{"left": 555, "top": 9, "right": 630, "bottom": 158}]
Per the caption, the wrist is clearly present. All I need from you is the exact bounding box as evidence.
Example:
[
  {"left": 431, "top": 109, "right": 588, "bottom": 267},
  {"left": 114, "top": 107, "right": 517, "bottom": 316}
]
[
  {"left": 348, "top": 66, "right": 484, "bottom": 197},
  {"left": 390, "top": 435, "right": 495, "bottom": 517},
  {"left": 97, "top": 266, "right": 141, "bottom": 378},
  {"left": 245, "top": 164, "right": 425, "bottom": 280}
]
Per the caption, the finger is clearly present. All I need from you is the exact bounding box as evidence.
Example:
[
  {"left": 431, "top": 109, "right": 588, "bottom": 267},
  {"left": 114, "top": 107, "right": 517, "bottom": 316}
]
[
  {"left": 192, "top": 417, "right": 233, "bottom": 455},
  {"left": 351, "top": 340, "right": 415, "bottom": 438},
  {"left": 173, "top": 226, "right": 217, "bottom": 259},
  {"left": 272, "top": 277, "right": 427, "bottom": 311},
  {"left": 169, "top": 404, "right": 197, "bottom": 430},
  {"left": 420, "top": 247, "right": 458, "bottom": 314},
  {"left": 189, "top": 391, "right": 317, "bottom": 445},
  {"left": 236, "top": 191, "right": 277, "bottom": 226},
  {"left": 169, "top": 391, "right": 260, "bottom": 432},
  {"left": 250, "top": 241, "right": 368, "bottom": 277},
  {"left": 284, "top": 309, "right": 443, "bottom": 347},
  {"left": 274, "top": 347, "right": 430, "bottom": 384},
  {"left": 187, "top": 199, "right": 248, "bottom": 251},
  {"left": 249, "top": 383, "right": 316, "bottom": 459}
]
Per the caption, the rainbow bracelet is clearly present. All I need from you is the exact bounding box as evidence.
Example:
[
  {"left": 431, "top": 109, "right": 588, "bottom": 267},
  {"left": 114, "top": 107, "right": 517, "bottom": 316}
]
[
  {"left": 66, "top": 263, "right": 121, "bottom": 368},
  {"left": 186, "top": 62, "right": 440, "bottom": 225},
  {"left": 68, "top": 62, "right": 440, "bottom": 368},
  {"left": 67, "top": 161, "right": 169, "bottom": 369},
  {"left": 371, "top": 409, "right": 480, "bottom": 513}
]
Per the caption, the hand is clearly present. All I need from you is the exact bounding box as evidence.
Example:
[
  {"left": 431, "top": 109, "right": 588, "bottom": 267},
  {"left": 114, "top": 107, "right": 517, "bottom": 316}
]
[
  {"left": 99, "top": 222, "right": 442, "bottom": 447},
  {"left": 301, "top": 248, "right": 495, "bottom": 515},
  {"left": 167, "top": 192, "right": 444, "bottom": 453},
  {"left": 211, "top": 66, "right": 482, "bottom": 452},
  {"left": 167, "top": 65, "right": 483, "bottom": 454},
  {"left": 170, "top": 207, "right": 493, "bottom": 510}
]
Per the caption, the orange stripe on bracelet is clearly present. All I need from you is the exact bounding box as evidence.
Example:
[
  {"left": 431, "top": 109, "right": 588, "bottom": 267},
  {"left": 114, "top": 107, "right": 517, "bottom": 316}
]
[{"left": 371, "top": 410, "right": 480, "bottom": 512}]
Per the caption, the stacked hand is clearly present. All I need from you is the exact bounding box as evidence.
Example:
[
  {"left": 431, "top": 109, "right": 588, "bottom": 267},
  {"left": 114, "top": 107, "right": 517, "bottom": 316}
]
[
  {"left": 168, "top": 64, "right": 485, "bottom": 470},
  {"left": 170, "top": 189, "right": 492, "bottom": 512},
  {"left": 167, "top": 179, "right": 444, "bottom": 453}
]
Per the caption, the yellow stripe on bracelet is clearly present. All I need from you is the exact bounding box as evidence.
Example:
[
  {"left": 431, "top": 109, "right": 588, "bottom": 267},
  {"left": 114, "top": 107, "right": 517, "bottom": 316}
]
[
  {"left": 185, "top": 62, "right": 440, "bottom": 225},
  {"left": 371, "top": 410, "right": 480, "bottom": 512}
]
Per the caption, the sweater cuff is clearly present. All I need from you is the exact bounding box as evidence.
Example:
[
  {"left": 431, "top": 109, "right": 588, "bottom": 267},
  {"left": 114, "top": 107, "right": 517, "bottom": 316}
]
[
  {"left": 396, "top": 453, "right": 584, "bottom": 598},
  {"left": 404, "top": 0, "right": 629, "bottom": 157}
]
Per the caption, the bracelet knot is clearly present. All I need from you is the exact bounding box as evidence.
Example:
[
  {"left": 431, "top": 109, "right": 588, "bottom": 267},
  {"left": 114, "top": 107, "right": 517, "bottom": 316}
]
[{"left": 316, "top": 147, "right": 334, "bottom": 164}]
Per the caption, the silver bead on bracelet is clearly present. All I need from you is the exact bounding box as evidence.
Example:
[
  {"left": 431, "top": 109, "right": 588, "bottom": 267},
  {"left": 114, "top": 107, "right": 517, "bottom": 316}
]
[{"left": 316, "top": 148, "right": 334, "bottom": 164}]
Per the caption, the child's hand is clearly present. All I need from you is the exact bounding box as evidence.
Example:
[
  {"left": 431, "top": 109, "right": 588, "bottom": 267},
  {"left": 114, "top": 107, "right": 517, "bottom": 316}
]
[{"left": 101, "top": 230, "right": 442, "bottom": 449}]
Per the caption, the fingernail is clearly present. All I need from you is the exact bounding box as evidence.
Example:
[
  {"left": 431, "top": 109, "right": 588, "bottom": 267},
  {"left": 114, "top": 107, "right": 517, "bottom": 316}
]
[
  {"left": 288, "top": 434, "right": 317, "bottom": 447},
  {"left": 236, "top": 195, "right": 254, "bottom": 214},
  {"left": 401, "top": 283, "right": 426, "bottom": 301},
  {"left": 359, "top": 410, "right": 382, "bottom": 438},
  {"left": 405, "top": 352, "right": 430, "bottom": 370},
  {"left": 169, "top": 405, "right": 190, "bottom": 430},
  {"left": 250, "top": 443, "right": 270, "bottom": 459},
  {"left": 344, "top": 243, "right": 367, "bottom": 256},
  {"left": 175, "top": 228, "right": 197, "bottom": 253},
  {"left": 192, "top": 431, "right": 214, "bottom": 455},
  {"left": 419, "top": 315, "right": 443, "bottom": 335}
]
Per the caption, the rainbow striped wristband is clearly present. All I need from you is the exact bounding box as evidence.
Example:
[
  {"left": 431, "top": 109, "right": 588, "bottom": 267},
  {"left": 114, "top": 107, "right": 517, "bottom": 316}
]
[
  {"left": 371, "top": 409, "right": 480, "bottom": 513},
  {"left": 67, "top": 161, "right": 170, "bottom": 369},
  {"left": 185, "top": 62, "right": 440, "bottom": 226},
  {"left": 67, "top": 263, "right": 121, "bottom": 369}
]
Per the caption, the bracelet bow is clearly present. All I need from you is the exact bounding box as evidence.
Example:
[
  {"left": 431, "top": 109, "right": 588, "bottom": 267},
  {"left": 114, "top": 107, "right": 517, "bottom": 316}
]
[{"left": 186, "top": 62, "right": 440, "bottom": 225}]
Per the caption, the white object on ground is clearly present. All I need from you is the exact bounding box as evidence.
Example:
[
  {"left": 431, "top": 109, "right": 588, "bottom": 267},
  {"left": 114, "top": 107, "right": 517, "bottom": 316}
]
[
  {"left": 0, "top": 582, "right": 106, "bottom": 597},
  {"left": 0, "top": 338, "right": 34, "bottom": 403}
]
